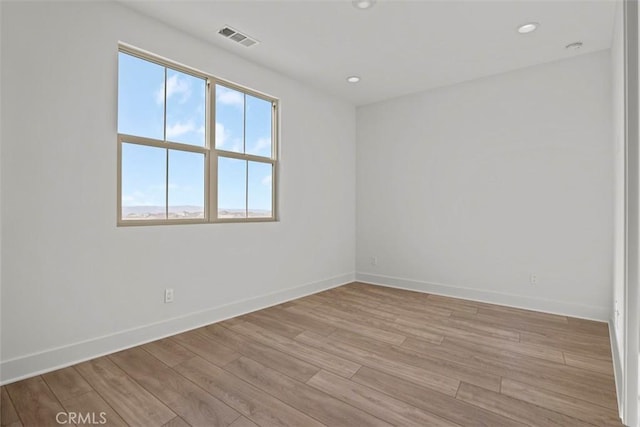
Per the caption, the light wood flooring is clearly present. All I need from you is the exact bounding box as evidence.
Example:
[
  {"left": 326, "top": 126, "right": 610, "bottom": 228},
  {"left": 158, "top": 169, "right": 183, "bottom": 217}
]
[{"left": 1, "top": 282, "right": 623, "bottom": 426}]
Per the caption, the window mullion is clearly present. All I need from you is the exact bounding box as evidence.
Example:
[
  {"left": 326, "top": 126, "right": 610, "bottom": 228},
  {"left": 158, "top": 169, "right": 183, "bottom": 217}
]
[
  {"left": 209, "top": 80, "right": 217, "bottom": 222},
  {"left": 165, "top": 149, "right": 169, "bottom": 220},
  {"left": 163, "top": 67, "right": 167, "bottom": 142},
  {"left": 245, "top": 160, "right": 249, "bottom": 219},
  {"left": 243, "top": 93, "right": 248, "bottom": 218},
  {"left": 164, "top": 67, "right": 169, "bottom": 220}
]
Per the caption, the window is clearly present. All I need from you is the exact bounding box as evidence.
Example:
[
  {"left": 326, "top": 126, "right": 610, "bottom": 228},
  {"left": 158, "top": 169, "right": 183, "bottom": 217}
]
[{"left": 117, "top": 46, "right": 278, "bottom": 225}]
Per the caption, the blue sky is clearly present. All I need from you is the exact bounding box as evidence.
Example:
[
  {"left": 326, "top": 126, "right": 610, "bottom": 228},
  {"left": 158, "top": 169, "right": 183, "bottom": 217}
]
[{"left": 118, "top": 52, "right": 272, "bottom": 214}]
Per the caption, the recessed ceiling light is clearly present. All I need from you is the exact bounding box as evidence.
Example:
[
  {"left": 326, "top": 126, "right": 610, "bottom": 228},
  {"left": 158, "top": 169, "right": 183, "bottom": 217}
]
[
  {"left": 346, "top": 76, "right": 361, "bottom": 83},
  {"left": 352, "top": 0, "right": 376, "bottom": 10},
  {"left": 565, "top": 41, "right": 583, "bottom": 50},
  {"left": 517, "top": 22, "right": 539, "bottom": 34}
]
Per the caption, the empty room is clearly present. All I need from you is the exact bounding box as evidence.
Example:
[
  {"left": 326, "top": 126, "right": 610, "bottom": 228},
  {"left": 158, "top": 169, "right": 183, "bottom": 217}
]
[{"left": 2, "top": 0, "right": 640, "bottom": 426}]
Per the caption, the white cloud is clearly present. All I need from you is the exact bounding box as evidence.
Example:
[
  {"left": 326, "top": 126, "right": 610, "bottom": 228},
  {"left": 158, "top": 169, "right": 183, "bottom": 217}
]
[
  {"left": 168, "top": 183, "right": 193, "bottom": 191},
  {"left": 215, "top": 122, "right": 228, "bottom": 148},
  {"left": 215, "top": 122, "right": 242, "bottom": 152},
  {"left": 122, "top": 190, "right": 158, "bottom": 206},
  {"left": 166, "top": 121, "right": 195, "bottom": 139},
  {"left": 216, "top": 87, "right": 244, "bottom": 108},
  {"left": 156, "top": 74, "right": 192, "bottom": 105},
  {"left": 250, "top": 137, "right": 271, "bottom": 154},
  {"left": 261, "top": 174, "right": 272, "bottom": 186}
]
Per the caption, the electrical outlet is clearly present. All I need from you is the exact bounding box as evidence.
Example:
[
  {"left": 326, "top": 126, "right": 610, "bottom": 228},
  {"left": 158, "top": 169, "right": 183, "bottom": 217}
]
[
  {"left": 165, "top": 288, "right": 174, "bottom": 303},
  {"left": 530, "top": 274, "right": 538, "bottom": 285},
  {"left": 370, "top": 256, "right": 378, "bottom": 266}
]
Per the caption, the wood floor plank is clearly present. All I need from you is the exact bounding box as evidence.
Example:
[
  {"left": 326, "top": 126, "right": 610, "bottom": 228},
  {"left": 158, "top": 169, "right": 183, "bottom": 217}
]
[
  {"left": 347, "top": 283, "right": 469, "bottom": 315},
  {"left": 445, "top": 341, "right": 618, "bottom": 409},
  {"left": 320, "top": 300, "right": 447, "bottom": 344},
  {"left": 424, "top": 294, "right": 483, "bottom": 314},
  {"left": 1, "top": 387, "right": 22, "bottom": 427},
  {"left": 456, "top": 382, "right": 592, "bottom": 426},
  {"left": 228, "top": 416, "right": 258, "bottom": 427},
  {"left": 451, "top": 309, "right": 608, "bottom": 340},
  {"left": 501, "top": 378, "right": 623, "bottom": 426},
  {"left": 142, "top": 337, "right": 197, "bottom": 367},
  {"left": 285, "top": 305, "right": 407, "bottom": 345},
  {"left": 301, "top": 297, "right": 446, "bottom": 344},
  {"left": 328, "top": 329, "right": 501, "bottom": 391},
  {"left": 198, "top": 325, "right": 320, "bottom": 383},
  {"left": 320, "top": 287, "right": 386, "bottom": 308},
  {"left": 564, "top": 351, "right": 615, "bottom": 375},
  {"left": 61, "top": 391, "right": 127, "bottom": 427},
  {"left": 241, "top": 312, "right": 305, "bottom": 339},
  {"left": 304, "top": 292, "right": 399, "bottom": 321},
  {"left": 225, "top": 356, "right": 392, "bottom": 427},
  {"left": 175, "top": 356, "right": 324, "bottom": 427},
  {"left": 230, "top": 321, "right": 361, "bottom": 378},
  {"left": 171, "top": 330, "right": 240, "bottom": 367},
  {"left": 278, "top": 298, "right": 319, "bottom": 310},
  {"left": 217, "top": 317, "right": 247, "bottom": 328},
  {"left": 520, "top": 330, "right": 612, "bottom": 359},
  {"left": 442, "top": 317, "right": 520, "bottom": 341},
  {"left": 75, "top": 356, "right": 175, "bottom": 426},
  {"left": 42, "top": 367, "right": 93, "bottom": 403},
  {"left": 394, "top": 316, "right": 530, "bottom": 351},
  {"left": 307, "top": 369, "right": 458, "bottom": 426},
  {"left": 110, "top": 347, "right": 241, "bottom": 426},
  {"left": 352, "top": 366, "right": 525, "bottom": 426},
  {"left": 6, "top": 376, "right": 66, "bottom": 427},
  {"left": 437, "top": 337, "right": 616, "bottom": 389},
  {"left": 476, "top": 304, "right": 569, "bottom": 324},
  {"left": 162, "top": 416, "right": 191, "bottom": 427},
  {"left": 566, "top": 317, "right": 610, "bottom": 337},
  {"left": 435, "top": 331, "right": 565, "bottom": 364},
  {"left": 262, "top": 306, "right": 337, "bottom": 336},
  {"left": 335, "top": 286, "right": 452, "bottom": 317},
  {"left": 336, "top": 295, "right": 518, "bottom": 343},
  {"left": 295, "top": 330, "right": 460, "bottom": 395}
]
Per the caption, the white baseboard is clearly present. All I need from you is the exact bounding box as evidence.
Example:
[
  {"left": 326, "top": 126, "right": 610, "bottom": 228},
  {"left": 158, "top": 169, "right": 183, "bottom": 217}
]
[
  {"left": 0, "top": 272, "right": 354, "bottom": 385},
  {"left": 609, "top": 318, "right": 625, "bottom": 419},
  {"left": 356, "top": 273, "right": 609, "bottom": 321}
]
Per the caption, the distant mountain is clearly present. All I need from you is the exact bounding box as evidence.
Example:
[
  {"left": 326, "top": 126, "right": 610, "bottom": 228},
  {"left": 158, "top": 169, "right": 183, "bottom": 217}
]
[
  {"left": 122, "top": 206, "right": 270, "bottom": 220},
  {"left": 122, "top": 206, "right": 203, "bottom": 215}
]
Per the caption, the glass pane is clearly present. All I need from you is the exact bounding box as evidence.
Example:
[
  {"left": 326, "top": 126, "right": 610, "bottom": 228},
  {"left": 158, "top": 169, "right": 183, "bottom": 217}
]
[
  {"left": 165, "top": 69, "right": 206, "bottom": 146},
  {"left": 248, "top": 161, "right": 273, "bottom": 218},
  {"left": 215, "top": 84, "right": 244, "bottom": 153},
  {"left": 121, "top": 143, "right": 167, "bottom": 220},
  {"left": 118, "top": 52, "right": 165, "bottom": 140},
  {"left": 168, "top": 150, "right": 205, "bottom": 219},
  {"left": 218, "top": 157, "right": 246, "bottom": 219},
  {"left": 246, "top": 95, "right": 272, "bottom": 158}
]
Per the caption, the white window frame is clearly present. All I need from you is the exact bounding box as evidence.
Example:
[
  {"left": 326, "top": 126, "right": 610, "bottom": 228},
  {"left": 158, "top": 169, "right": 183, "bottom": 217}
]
[{"left": 117, "top": 44, "right": 279, "bottom": 226}]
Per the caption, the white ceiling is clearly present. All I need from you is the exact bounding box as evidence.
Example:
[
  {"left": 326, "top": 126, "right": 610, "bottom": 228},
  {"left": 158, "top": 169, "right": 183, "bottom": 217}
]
[{"left": 120, "top": 0, "right": 617, "bottom": 106}]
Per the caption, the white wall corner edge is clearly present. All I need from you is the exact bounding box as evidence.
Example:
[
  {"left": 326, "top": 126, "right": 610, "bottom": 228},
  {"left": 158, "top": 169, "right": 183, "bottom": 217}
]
[
  {"left": 356, "top": 273, "right": 610, "bottom": 322},
  {"left": 0, "top": 272, "right": 355, "bottom": 385},
  {"left": 609, "top": 318, "right": 625, "bottom": 421}
]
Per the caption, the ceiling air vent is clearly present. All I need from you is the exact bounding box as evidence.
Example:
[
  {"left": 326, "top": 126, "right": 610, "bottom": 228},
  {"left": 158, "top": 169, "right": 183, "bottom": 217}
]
[{"left": 218, "top": 26, "right": 259, "bottom": 48}]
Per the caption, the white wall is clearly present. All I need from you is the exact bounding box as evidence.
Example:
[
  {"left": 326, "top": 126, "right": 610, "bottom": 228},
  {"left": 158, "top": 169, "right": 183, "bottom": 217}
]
[
  {"left": 611, "top": 0, "right": 625, "bottom": 382},
  {"left": 0, "top": 0, "right": 3, "bottom": 371},
  {"left": 357, "top": 51, "right": 613, "bottom": 320},
  {"left": 0, "top": 1, "right": 356, "bottom": 383}
]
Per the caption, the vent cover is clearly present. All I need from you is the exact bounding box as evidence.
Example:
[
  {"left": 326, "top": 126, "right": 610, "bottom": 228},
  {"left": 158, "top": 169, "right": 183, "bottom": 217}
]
[{"left": 218, "top": 26, "right": 259, "bottom": 47}]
